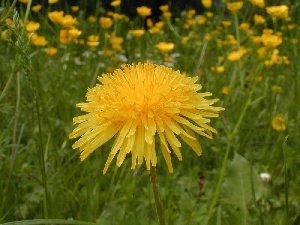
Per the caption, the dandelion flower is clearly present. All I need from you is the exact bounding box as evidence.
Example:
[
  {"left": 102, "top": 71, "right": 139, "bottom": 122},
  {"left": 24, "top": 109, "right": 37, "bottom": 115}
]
[{"left": 69, "top": 62, "right": 224, "bottom": 174}]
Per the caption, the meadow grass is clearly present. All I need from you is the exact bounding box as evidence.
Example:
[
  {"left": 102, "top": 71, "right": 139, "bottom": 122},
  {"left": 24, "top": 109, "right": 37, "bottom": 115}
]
[{"left": 0, "top": 0, "right": 299, "bottom": 224}]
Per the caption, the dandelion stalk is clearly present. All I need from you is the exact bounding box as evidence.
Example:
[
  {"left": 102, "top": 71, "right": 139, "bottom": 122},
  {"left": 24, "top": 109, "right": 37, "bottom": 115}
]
[{"left": 150, "top": 166, "right": 166, "bottom": 225}]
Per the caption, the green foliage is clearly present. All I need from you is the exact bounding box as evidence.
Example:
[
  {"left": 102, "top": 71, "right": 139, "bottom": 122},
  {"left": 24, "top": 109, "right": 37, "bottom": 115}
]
[{"left": 1, "top": 0, "right": 300, "bottom": 225}]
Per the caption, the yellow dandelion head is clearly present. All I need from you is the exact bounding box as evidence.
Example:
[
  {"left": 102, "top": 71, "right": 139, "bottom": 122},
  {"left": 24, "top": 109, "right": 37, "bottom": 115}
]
[{"left": 69, "top": 62, "right": 224, "bottom": 174}]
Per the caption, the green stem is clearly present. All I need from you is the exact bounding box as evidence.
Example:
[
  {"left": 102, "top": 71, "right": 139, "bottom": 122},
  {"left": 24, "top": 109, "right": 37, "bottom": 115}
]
[
  {"left": 207, "top": 78, "right": 258, "bottom": 220},
  {"left": 282, "top": 136, "right": 289, "bottom": 224},
  {"left": 150, "top": 166, "right": 166, "bottom": 225},
  {"left": 233, "top": 13, "right": 240, "bottom": 50}
]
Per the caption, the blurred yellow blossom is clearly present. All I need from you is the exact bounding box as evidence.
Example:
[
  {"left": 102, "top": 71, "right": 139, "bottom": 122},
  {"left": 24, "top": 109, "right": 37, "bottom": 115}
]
[
  {"left": 254, "top": 14, "right": 265, "bottom": 24},
  {"left": 59, "top": 29, "right": 74, "bottom": 44},
  {"left": 206, "top": 12, "right": 214, "bottom": 18},
  {"left": 87, "top": 35, "right": 100, "bottom": 47},
  {"left": 110, "top": 35, "right": 123, "bottom": 51},
  {"left": 48, "top": 0, "right": 59, "bottom": 4},
  {"left": 26, "top": 21, "right": 40, "bottom": 32},
  {"left": 137, "top": 6, "right": 151, "bottom": 17},
  {"left": 197, "top": 15, "right": 207, "bottom": 25},
  {"left": 163, "top": 12, "right": 172, "bottom": 19},
  {"left": 239, "top": 22, "right": 250, "bottom": 31},
  {"left": 88, "top": 16, "right": 96, "bottom": 23},
  {"left": 129, "top": 29, "right": 145, "bottom": 37},
  {"left": 59, "top": 15, "right": 77, "bottom": 28},
  {"left": 159, "top": 5, "right": 169, "bottom": 12},
  {"left": 249, "top": 0, "right": 265, "bottom": 8},
  {"left": 99, "top": 17, "right": 113, "bottom": 29},
  {"left": 18, "top": 0, "right": 28, "bottom": 4},
  {"left": 216, "top": 66, "right": 225, "bottom": 74},
  {"left": 71, "top": 6, "right": 79, "bottom": 12},
  {"left": 155, "top": 42, "right": 174, "bottom": 53},
  {"left": 32, "top": 35, "right": 48, "bottom": 46},
  {"left": 272, "top": 115, "right": 286, "bottom": 131},
  {"left": 222, "top": 86, "right": 230, "bottom": 95},
  {"left": 266, "top": 5, "right": 289, "bottom": 19},
  {"left": 257, "top": 47, "right": 267, "bottom": 58},
  {"left": 226, "top": 2, "right": 243, "bottom": 13},
  {"left": 31, "top": 4, "right": 42, "bottom": 13},
  {"left": 271, "top": 85, "right": 282, "bottom": 93},
  {"left": 222, "top": 20, "right": 232, "bottom": 27},
  {"left": 111, "top": 0, "right": 121, "bottom": 7},
  {"left": 251, "top": 36, "right": 262, "bottom": 44},
  {"left": 261, "top": 33, "right": 282, "bottom": 48},
  {"left": 48, "top": 11, "right": 64, "bottom": 24},
  {"left": 227, "top": 50, "right": 244, "bottom": 62},
  {"left": 202, "top": 0, "right": 212, "bottom": 9},
  {"left": 46, "top": 47, "right": 58, "bottom": 56}
]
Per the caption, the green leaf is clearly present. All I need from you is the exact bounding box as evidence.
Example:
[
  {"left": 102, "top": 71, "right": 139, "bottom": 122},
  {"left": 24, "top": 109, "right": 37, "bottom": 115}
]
[
  {"left": 1, "top": 219, "right": 97, "bottom": 225},
  {"left": 221, "top": 153, "right": 263, "bottom": 224}
]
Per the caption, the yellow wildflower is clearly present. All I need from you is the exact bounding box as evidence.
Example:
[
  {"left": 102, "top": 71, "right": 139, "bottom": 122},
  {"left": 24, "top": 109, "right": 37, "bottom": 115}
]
[
  {"left": 136, "top": 6, "right": 151, "bottom": 17},
  {"left": 222, "top": 86, "right": 230, "bottom": 95},
  {"left": 227, "top": 50, "right": 244, "bottom": 62},
  {"left": 249, "top": 0, "right": 265, "bottom": 8},
  {"left": 261, "top": 33, "right": 282, "bottom": 48},
  {"left": 202, "top": 0, "right": 212, "bottom": 9},
  {"left": 60, "top": 15, "right": 77, "bottom": 29},
  {"left": 69, "top": 62, "right": 224, "bottom": 174},
  {"left": 99, "top": 17, "right": 113, "bottom": 29},
  {"left": 111, "top": 0, "right": 121, "bottom": 7},
  {"left": 87, "top": 35, "right": 100, "bottom": 47},
  {"left": 159, "top": 5, "right": 169, "bottom": 12},
  {"left": 32, "top": 35, "right": 47, "bottom": 46},
  {"left": 129, "top": 29, "right": 145, "bottom": 37},
  {"left": 155, "top": 42, "right": 174, "bottom": 54},
  {"left": 266, "top": 5, "right": 289, "bottom": 19},
  {"left": 46, "top": 47, "right": 58, "bottom": 56},
  {"left": 48, "top": 11, "right": 64, "bottom": 24},
  {"left": 18, "top": 0, "right": 28, "bottom": 4},
  {"left": 254, "top": 14, "right": 265, "bottom": 24},
  {"left": 59, "top": 29, "right": 73, "bottom": 44},
  {"left": 226, "top": 2, "right": 243, "bottom": 13},
  {"left": 26, "top": 21, "right": 40, "bottom": 33},
  {"left": 272, "top": 115, "right": 286, "bottom": 131},
  {"left": 222, "top": 20, "right": 232, "bottom": 27},
  {"left": 31, "top": 4, "right": 42, "bottom": 13},
  {"left": 71, "top": 6, "right": 79, "bottom": 12},
  {"left": 48, "top": 0, "right": 59, "bottom": 4},
  {"left": 88, "top": 16, "right": 96, "bottom": 23}
]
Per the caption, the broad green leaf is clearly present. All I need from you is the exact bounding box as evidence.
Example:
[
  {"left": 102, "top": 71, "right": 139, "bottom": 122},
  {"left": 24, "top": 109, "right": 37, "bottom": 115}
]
[{"left": 221, "top": 153, "right": 263, "bottom": 224}]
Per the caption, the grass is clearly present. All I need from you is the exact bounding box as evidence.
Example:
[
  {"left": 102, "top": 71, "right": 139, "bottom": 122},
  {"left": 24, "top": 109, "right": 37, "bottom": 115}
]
[{"left": 0, "top": 0, "right": 300, "bottom": 224}]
